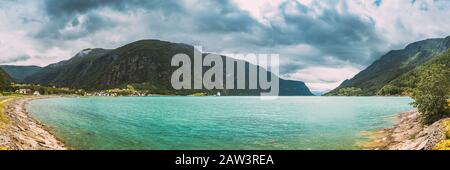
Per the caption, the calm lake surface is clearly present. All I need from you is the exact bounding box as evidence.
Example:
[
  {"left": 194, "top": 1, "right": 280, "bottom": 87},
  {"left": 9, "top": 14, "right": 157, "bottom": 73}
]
[{"left": 27, "top": 96, "right": 413, "bottom": 150}]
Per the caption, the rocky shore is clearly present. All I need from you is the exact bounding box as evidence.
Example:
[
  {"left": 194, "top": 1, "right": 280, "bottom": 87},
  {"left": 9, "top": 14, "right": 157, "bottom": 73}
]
[
  {"left": 0, "top": 96, "right": 65, "bottom": 150},
  {"left": 359, "top": 110, "right": 449, "bottom": 150}
]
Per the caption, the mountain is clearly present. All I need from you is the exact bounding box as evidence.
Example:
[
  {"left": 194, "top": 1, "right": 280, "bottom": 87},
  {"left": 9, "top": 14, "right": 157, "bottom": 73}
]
[
  {"left": 279, "top": 80, "right": 313, "bottom": 96},
  {"left": 25, "top": 48, "right": 111, "bottom": 86},
  {"left": 25, "top": 40, "right": 313, "bottom": 96},
  {"left": 378, "top": 48, "right": 450, "bottom": 96},
  {"left": 0, "top": 65, "right": 41, "bottom": 82},
  {"left": 327, "top": 36, "right": 450, "bottom": 96},
  {"left": 0, "top": 67, "right": 12, "bottom": 90}
]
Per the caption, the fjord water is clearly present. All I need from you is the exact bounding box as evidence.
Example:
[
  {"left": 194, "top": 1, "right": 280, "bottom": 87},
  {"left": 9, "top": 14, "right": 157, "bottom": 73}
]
[{"left": 27, "top": 97, "right": 413, "bottom": 150}]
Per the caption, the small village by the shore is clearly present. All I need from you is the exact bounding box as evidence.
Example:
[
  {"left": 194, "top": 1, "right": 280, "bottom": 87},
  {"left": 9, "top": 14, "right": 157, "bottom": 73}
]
[{"left": 7, "top": 83, "right": 153, "bottom": 97}]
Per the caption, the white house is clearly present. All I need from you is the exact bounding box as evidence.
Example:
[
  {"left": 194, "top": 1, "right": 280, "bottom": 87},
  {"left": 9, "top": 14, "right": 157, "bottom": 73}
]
[
  {"left": 16, "top": 89, "right": 32, "bottom": 94},
  {"left": 33, "top": 91, "right": 41, "bottom": 96}
]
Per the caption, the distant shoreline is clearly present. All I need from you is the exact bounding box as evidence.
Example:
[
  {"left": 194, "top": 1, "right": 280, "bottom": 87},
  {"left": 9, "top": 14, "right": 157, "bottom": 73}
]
[{"left": 0, "top": 96, "right": 65, "bottom": 150}]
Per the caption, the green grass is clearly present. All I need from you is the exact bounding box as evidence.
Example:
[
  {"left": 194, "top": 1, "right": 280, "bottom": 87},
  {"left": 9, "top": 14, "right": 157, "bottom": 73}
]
[
  {"left": 0, "top": 97, "right": 17, "bottom": 150},
  {"left": 191, "top": 92, "right": 206, "bottom": 96},
  {"left": 0, "top": 97, "right": 15, "bottom": 128}
]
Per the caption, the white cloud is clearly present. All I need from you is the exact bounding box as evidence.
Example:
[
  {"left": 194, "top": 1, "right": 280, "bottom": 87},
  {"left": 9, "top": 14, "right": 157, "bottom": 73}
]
[
  {"left": 231, "top": 0, "right": 284, "bottom": 25},
  {"left": 347, "top": 0, "right": 450, "bottom": 49},
  {"left": 283, "top": 66, "right": 362, "bottom": 91}
]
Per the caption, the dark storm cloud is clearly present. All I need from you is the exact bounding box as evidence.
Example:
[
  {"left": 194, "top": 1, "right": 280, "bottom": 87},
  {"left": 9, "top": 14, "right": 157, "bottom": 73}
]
[
  {"left": 32, "top": 0, "right": 386, "bottom": 74},
  {"left": 36, "top": 0, "right": 184, "bottom": 40},
  {"left": 34, "top": 12, "right": 116, "bottom": 40},
  {"left": 44, "top": 0, "right": 257, "bottom": 33},
  {"left": 279, "top": 62, "right": 308, "bottom": 74},
  {"left": 35, "top": 0, "right": 258, "bottom": 42},
  {"left": 43, "top": 0, "right": 182, "bottom": 17},
  {"left": 190, "top": 1, "right": 259, "bottom": 33},
  {"left": 259, "top": 1, "right": 384, "bottom": 69}
]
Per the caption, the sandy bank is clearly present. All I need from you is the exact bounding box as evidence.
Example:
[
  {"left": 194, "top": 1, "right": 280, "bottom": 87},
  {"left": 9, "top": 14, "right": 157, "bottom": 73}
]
[{"left": 0, "top": 96, "right": 65, "bottom": 150}]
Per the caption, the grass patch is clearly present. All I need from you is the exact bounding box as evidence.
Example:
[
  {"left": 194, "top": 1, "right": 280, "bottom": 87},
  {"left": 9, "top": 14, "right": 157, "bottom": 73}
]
[
  {"left": 408, "top": 134, "right": 417, "bottom": 140},
  {"left": 190, "top": 92, "right": 206, "bottom": 96},
  {"left": 444, "top": 120, "right": 450, "bottom": 139},
  {"left": 0, "top": 97, "right": 15, "bottom": 128}
]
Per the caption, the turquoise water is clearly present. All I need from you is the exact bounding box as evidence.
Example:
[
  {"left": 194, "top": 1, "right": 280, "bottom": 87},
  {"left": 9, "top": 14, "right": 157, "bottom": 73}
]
[{"left": 26, "top": 97, "right": 413, "bottom": 150}]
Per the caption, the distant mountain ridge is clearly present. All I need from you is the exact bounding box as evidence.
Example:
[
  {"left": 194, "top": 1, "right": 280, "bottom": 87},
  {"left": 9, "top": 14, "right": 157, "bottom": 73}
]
[
  {"left": 327, "top": 36, "right": 450, "bottom": 96},
  {"left": 0, "top": 65, "right": 41, "bottom": 82},
  {"left": 24, "top": 40, "right": 313, "bottom": 96}
]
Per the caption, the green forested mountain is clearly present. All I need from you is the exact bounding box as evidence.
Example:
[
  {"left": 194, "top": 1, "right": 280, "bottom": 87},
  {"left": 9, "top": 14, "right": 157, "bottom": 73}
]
[
  {"left": 0, "top": 68, "right": 12, "bottom": 90},
  {"left": 378, "top": 49, "right": 450, "bottom": 96},
  {"left": 327, "top": 36, "right": 450, "bottom": 96},
  {"left": 25, "top": 40, "right": 313, "bottom": 96},
  {"left": 24, "top": 48, "right": 110, "bottom": 86},
  {"left": 0, "top": 65, "right": 41, "bottom": 82}
]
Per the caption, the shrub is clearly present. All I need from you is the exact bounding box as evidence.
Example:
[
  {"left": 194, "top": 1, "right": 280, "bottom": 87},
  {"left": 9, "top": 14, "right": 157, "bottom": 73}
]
[
  {"left": 335, "top": 87, "right": 364, "bottom": 96},
  {"left": 377, "top": 84, "right": 402, "bottom": 96},
  {"left": 411, "top": 64, "right": 450, "bottom": 124}
]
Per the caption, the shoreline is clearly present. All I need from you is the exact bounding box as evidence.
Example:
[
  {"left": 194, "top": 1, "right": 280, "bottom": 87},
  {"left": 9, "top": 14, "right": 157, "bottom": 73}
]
[
  {"left": 359, "top": 110, "right": 449, "bottom": 150},
  {"left": 0, "top": 96, "right": 66, "bottom": 150},
  {"left": 1, "top": 95, "right": 446, "bottom": 150}
]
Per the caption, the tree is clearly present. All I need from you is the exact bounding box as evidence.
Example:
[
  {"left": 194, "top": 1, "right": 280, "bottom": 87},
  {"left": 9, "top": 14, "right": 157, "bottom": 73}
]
[
  {"left": 126, "top": 84, "right": 136, "bottom": 92},
  {"left": 411, "top": 63, "right": 450, "bottom": 124},
  {"left": 0, "top": 68, "right": 12, "bottom": 91},
  {"left": 377, "top": 84, "right": 402, "bottom": 96},
  {"left": 335, "top": 87, "right": 364, "bottom": 96}
]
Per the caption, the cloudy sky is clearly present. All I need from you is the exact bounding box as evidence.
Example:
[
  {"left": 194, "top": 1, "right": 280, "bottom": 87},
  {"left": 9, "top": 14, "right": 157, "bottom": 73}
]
[{"left": 1, "top": 0, "right": 450, "bottom": 92}]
